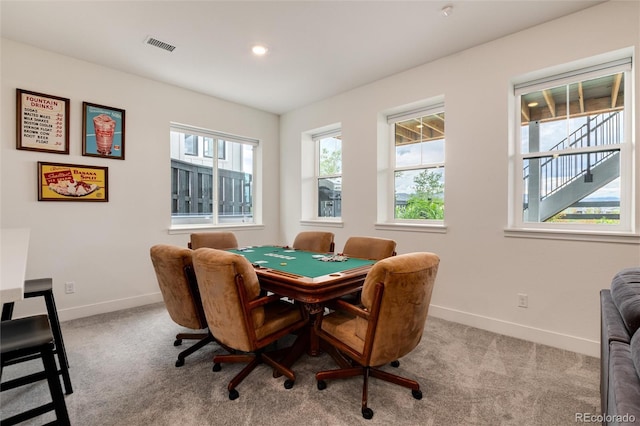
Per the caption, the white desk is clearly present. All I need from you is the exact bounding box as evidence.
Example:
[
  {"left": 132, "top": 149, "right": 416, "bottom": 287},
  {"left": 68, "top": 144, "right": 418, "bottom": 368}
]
[{"left": 0, "top": 228, "right": 30, "bottom": 304}]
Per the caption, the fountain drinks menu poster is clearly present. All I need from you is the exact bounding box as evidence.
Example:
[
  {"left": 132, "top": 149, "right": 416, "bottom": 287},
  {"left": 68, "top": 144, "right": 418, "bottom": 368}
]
[{"left": 16, "top": 89, "right": 70, "bottom": 154}]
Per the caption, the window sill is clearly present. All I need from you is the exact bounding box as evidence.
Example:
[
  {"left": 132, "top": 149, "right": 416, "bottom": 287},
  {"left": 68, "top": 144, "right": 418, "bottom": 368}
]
[
  {"left": 374, "top": 222, "right": 447, "bottom": 233},
  {"left": 168, "top": 223, "right": 265, "bottom": 235},
  {"left": 504, "top": 227, "right": 640, "bottom": 244},
  {"left": 299, "top": 219, "right": 344, "bottom": 228}
]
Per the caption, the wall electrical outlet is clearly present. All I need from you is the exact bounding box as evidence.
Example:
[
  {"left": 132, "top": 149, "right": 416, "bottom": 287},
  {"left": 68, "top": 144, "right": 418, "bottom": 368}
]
[
  {"left": 517, "top": 293, "right": 528, "bottom": 308},
  {"left": 65, "top": 281, "right": 75, "bottom": 294}
]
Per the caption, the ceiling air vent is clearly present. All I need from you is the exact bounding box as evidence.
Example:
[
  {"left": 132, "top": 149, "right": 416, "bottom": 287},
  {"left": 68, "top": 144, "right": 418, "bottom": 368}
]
[{"left": 145, "top": 36, "right": 176, "bottom": 52}]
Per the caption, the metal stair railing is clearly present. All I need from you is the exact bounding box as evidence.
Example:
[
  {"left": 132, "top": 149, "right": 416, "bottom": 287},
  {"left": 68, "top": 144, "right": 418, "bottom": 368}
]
[{"left": 523, "top": 111, "right": 622, "bottom": 201}]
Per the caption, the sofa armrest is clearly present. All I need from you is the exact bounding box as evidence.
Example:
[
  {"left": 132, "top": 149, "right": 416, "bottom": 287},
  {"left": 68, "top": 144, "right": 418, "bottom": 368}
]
[
  {"left": 602, "top": 290, "right": 632, "bottom": 418},
  {"left": 607, "top": 340, "right": 640, "bottom": 425},
  {"left": 610, "top": 268, "right": 640, "bottom": 337},
  {"left": 602, "top": 290, "right": 632, "bottom": 344}
]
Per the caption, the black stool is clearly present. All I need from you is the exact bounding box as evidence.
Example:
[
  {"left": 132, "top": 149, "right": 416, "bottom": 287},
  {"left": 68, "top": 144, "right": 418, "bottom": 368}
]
[
  {"left": 0, "top": 315, "right": 71, "bottom": 426},
  {"left": 1, "top": 278, "right": 72, "bottom": 394}
]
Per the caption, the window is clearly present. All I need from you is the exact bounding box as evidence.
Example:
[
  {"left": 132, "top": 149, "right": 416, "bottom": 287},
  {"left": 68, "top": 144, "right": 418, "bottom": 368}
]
[
  {"left": 388, "top": 105, "right": 445, "bottom": 222},
  {"left": 170, "top": 124, "right": 257, "bottom": 226},
  {"left": 511, "top": 57, "right": 633, "bottom": 233},
  {"left": 184, "top": 134, "right": 198, "bottom": 156},
  {"left": 313, "top": 130, "right": 342, "bottom": 218},
  {"left": 203, "top": 139, "right": 213, "bottom": 158},
  {"left": 204, "top": 139, "right": 226, "bottom": 160}
]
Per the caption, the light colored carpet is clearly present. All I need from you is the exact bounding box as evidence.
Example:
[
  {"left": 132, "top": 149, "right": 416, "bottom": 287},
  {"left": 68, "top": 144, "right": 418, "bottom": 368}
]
[{"left": 1, "top": 302, "right": 600, "bottom": 425}]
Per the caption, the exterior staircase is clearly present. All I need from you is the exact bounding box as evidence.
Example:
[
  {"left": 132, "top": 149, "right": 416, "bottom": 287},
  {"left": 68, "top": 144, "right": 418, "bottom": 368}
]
[{"left": 525, "top": 111, "right": 622, "bottom": 222}]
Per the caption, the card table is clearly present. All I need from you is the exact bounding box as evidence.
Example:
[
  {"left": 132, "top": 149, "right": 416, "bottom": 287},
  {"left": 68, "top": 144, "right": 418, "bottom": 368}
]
[
  {"left": 229, "top": 245, "right": 374, "bottom": 312},
  {"left": 228, "top": 245, "right": 375, "bottom": 357}
]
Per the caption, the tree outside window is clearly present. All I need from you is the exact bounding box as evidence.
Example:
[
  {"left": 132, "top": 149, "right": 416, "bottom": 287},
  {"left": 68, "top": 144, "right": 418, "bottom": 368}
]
[
  {"left": 392, "top": 110, "right": 445, "bottom": 221},
  {"left": 316, "top": 134, "right": 342, "bottom": 218}
]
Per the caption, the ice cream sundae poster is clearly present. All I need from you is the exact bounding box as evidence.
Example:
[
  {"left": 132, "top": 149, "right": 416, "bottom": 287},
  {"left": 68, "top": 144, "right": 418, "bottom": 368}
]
[
  {"left": 82, "top": 102, "right": 125, "bottom": 160},
  {"left": 16, "top": 89, "right": 70, "bottom": 154},
  {"left": 38, "top": 162, "right": 108, "bottom": 202}
]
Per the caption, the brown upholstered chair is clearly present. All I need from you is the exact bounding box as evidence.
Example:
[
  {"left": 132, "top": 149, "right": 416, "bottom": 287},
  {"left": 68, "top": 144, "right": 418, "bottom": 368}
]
[
  {"left": 292, "top": 231, "right": 335, "bottom": 253},
  {"left": 192, "top": 248, "right": 308, "bottom": 400},
  {"left": 315, "top": 252, "right": 440, "bottom": 419},
  {"left": 150, "top": 244, "right": 218, "bottom": 367},
  {"left": 338, "top": 236, "right": 397, "bottom": 303},
  {"left": 341, "top": 236, "right": 397, "bottom": 260},
  {"left": 188, "top": 231, "right": 239, "bottom": 250}
]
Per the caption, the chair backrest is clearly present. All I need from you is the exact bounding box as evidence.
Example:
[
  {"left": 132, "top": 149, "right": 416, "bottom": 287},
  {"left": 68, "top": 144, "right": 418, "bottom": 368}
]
[
  {"left": 189, "top": 232, "right": 239, "bottom": 250},
  {"left": 359, "top": 252, "right": 439, "bottom": 366},
  {"left": 292, "top": 231, "right": 335, "bottom": 253},
  {"left": 191, "top": 248, "right": 263, "bottom": 353},
  {"left": 150, "top": 244, "right": 207, "bottom": 330},
  {"left": 342, "top": 236, "right": 397, "bottom": 261}
]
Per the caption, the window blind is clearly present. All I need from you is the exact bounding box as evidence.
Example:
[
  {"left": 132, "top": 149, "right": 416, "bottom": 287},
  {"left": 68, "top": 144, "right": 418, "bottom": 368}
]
[
  {"left": 311, "top": 128, "right": 341, "bottom": 141},
  {"left": 170, "top": 123, "right": 259, "bottom": 146},
  {"left": 387, "top": 103, "right": 445, "bottom": 124},
  {"left": 514, "top": 57, "right": 632, "bottom": 95}
]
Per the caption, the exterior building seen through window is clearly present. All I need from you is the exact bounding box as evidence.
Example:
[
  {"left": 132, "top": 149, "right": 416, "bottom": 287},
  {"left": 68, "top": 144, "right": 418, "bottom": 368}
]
[
  {"left": 314, "top": 131, "right": 342, "bottom": 218},
  {"left": 170, "top": 125, "right": 256, "bottom": 226}
]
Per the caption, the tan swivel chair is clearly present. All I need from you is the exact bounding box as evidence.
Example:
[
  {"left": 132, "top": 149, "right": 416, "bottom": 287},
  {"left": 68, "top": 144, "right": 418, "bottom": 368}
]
[
  {"left": 341, "top": 236, "right": 397, "bottom": 260},
  {"left": 189, "top": 231, "right": 238, "bottom": 250},
  {"left": 192, "top": 248, "right": 308, "bottom": 400},
  {"left": 150, "top": 244, "right": 219, "bottom": 367},
  {"left": 314, "top": 252, "right": 440, "bottom": 419},
  {"left": 338, "top": 236, "right": 397, "bottom": 303},
  {"left": 292, "top": 231, "right": 335, "bottom": 253}
]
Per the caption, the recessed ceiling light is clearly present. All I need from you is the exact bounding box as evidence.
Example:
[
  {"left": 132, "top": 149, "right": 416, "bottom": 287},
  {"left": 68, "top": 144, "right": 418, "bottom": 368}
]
[
  {"left": 252, "top": 45, "right": 268, "bottom": 56},
  {"left": 528, "top": 102, "right": 539, "bottom": 107},
  {"left": 441, "top": 5, "right": 453, "bottom": 17}
]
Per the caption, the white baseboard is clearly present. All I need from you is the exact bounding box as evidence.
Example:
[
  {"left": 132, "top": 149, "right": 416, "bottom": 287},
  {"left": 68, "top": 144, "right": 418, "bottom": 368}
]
[
  {"left": 52, "top": 295, "right": 599, "bottom": 357},
  {"left": 429, "top": 304, "right": 600, "bottom": 358},
  {"left": 57, "top": 292, "right": 164, "bottom": 322}
]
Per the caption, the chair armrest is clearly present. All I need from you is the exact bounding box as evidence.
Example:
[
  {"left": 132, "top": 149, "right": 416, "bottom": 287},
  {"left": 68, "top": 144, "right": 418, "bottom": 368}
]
[
  {"left": 246, "top": 293, "right": 285, "bottom": 310},
  {"left": 328, "top": 298, "right": 370, "bottom": 320}
]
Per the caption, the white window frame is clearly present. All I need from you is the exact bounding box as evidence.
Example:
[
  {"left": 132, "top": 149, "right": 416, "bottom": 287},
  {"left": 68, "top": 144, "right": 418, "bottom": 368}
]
[
  {"left": 300, "top": 124, "right": 343, "bottom": 226},
  {"left": 385, "top": 102, "right": 446, "bottom": 227},
  {"left": 507, "top": 55, "right": 637, "bottom": 242},
  {"left": 313, "top": 129, "right": 342, "bottom": 220},
  {"left": 169, "top": 123, "right": 261, "bottom": 230}
]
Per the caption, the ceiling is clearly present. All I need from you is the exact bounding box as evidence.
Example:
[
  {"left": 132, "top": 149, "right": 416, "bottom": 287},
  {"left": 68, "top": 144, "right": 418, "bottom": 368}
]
[{"left": 0, "top": 1, "right": 606, "bottom": 115}]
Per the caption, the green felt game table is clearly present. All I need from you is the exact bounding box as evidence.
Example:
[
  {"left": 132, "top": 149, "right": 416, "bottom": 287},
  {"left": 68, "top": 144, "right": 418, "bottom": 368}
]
[
  {"left": 228, "top": 245, "right": 375, "bottom": 307},
  {"left": 228, "top": 245, "right": 376, "bottom": 358}
]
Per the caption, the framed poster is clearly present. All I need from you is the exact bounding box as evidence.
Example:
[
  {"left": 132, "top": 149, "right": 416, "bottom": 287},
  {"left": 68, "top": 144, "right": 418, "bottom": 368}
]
[
  {"left": 82, "top": 102, "right": 125, "bottom": 160},
  {"left": 16, "top": 89, "right": 70, "bottom": 154},
  {"left": 38, "top": 161, "right": 108, "bottom": 202}
]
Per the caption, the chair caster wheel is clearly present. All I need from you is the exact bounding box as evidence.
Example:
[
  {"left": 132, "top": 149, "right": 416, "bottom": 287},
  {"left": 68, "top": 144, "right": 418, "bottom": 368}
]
[
  {"left": 212, "top": 363, "right": 221, "bottom": 372},
  {"left": 174, "top": 339, "right": 182, "bottom": 346},
  {"left": 175, "top": 359, "right": 185, "bottom": 367},
  {"left": 412, "top": 389, "right": 422, "bottom": 400},
  {"left": 284, "top": 379, "right": 294, "bottom": 389},
  {"left": 362, "top": 407, "right": 374, "bottom": 419},
  {"left": 229, "top": 389, "right": 239, "bottom": 400},
  {"left": 317, "top": 380, "right": 327, "bottom": 390},
  {"left": 390, "top": 360, "right": 400, "bottom": 367}
]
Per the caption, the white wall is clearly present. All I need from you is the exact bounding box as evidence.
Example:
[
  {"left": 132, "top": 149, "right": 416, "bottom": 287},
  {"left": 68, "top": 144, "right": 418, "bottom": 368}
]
[
  {"left": 2, "top": 1, "right": 638, "bottom": 357},
  {"left": 1, "top": 39, "right": 281, "bottom": 320},
  {"left": 279, "top": 1, "right": 640, "bottom": 356}
]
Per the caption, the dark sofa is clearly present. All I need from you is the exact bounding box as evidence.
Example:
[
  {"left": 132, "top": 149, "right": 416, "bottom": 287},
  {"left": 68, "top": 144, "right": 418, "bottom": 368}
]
[{"left": 600, "top": 267, "right": 640, "bottom": 425}]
